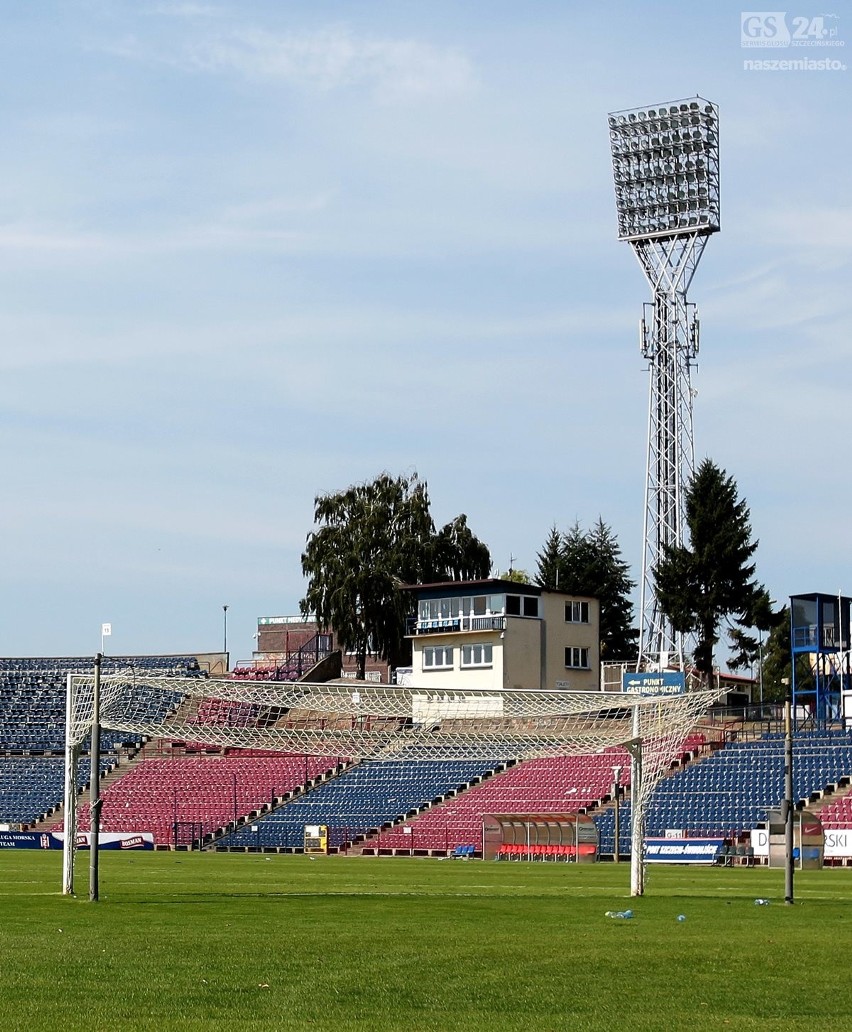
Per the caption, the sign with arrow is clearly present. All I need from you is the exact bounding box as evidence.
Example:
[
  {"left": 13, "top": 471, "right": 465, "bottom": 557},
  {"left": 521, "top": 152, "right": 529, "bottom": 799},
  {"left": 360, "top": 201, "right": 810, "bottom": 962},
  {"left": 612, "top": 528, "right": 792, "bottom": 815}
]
[{"left": 622, "top": 671, "right": 685, "bottom": 695}]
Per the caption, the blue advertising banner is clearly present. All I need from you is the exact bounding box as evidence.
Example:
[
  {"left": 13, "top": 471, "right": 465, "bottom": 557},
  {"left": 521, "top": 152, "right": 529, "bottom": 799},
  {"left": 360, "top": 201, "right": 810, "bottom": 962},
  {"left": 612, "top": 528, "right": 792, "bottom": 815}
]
[
  {"left": 645, "top": 838, "right": 724, "bottom": 864},
  {"left": 0, "top": 831, "right": 57, "bottom": 849},
  {"left": 0, "top": 831, "right": 154, "bottom": 850},
  {"left": 622, "top": 671, "right": 685, "bottom": 695}
]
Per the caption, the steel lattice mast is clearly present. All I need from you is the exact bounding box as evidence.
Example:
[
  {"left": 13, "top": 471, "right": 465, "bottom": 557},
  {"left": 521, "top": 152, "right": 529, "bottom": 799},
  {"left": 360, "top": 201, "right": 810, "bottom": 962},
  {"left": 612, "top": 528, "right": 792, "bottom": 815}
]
[{"left": 608, "top": 97, "right": 720, "bottom": 671}]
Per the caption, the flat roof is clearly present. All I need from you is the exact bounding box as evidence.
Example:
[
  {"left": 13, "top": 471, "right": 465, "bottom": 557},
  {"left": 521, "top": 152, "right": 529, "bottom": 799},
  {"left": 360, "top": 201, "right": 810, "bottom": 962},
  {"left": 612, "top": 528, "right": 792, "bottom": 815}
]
[
  {"left": 402, "top": 579, "right": 542, "bottom": 595},
  {"left": 402, "top": 579, "right": 595, "bottom": 601}
]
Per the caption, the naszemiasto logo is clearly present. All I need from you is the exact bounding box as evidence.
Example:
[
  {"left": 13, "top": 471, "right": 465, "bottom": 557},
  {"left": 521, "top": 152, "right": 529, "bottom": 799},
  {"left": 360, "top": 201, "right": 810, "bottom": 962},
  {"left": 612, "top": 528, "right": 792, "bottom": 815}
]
[{"left": 741, "top": 11, "right": 845, "bottom": 47}]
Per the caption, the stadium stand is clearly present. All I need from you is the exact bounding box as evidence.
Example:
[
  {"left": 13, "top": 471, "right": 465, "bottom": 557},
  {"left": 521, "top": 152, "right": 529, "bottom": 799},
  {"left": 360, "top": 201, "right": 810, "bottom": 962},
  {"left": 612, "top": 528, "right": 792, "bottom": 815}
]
[
  {"left": 0, "top": 655, "right": 205, "bottom": 753},
  {"left": 370, "top": 750, "right": 632, "bottom": 855},
  {"left": 65, "top": 751, "right": 339, "bottom": 846},
  {"left": 814, "top": 793, "right": 852, "bottom": 830},
  {"left": 9, "top": 657, "right": 852, "bottom": 865},
  {"left": 595, "top": 729, "right": 852, "bottom": 853},
  {"left": 0, "top": 756, "right": 114, "bottom": 827},
  {"left": 216, "top": 755, "right": 505, "bottom": 851},
  {"left": 0, "top": 655, "right": 206, "bottom": 829}
]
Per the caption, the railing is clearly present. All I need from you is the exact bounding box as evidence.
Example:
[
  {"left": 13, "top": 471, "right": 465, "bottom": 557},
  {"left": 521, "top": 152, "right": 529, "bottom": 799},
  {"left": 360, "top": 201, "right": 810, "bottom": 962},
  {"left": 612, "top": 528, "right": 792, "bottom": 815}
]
[
  {"left": 233, "top": 633, "right": 333, "bottom": 681},
  {"left": 288, "top": 633, "right": 333, "bottom": 677},
  {"left": 463, "top": 616, "right": 506, "bottom": 632},
  {"left": 414, "top": 619, "right": 461, "bottom": 635},
  {"left": 412, "top": 616, "right": 506, "bottom": 635},
  {"left": 173, "top": 820, "right": 205, "bottom": 849}
]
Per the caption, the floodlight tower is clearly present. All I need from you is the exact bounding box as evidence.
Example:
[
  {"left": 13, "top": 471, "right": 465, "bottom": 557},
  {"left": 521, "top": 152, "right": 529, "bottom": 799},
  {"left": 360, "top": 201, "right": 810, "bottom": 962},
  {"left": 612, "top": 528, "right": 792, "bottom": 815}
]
[{"left": 608, "top": 97, "right": 720, "bottom": 672}]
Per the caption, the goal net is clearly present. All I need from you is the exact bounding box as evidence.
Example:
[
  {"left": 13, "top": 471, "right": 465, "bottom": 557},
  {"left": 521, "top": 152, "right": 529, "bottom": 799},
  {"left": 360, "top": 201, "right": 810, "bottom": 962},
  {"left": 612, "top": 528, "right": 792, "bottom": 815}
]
[{"left": 64, "top": 674, "right": 724, "bottom": 895}]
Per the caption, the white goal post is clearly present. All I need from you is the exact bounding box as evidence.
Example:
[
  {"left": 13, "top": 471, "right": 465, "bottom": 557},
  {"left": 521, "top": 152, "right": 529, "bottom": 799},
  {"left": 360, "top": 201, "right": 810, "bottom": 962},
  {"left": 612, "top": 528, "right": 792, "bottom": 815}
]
[{"left": 63, "top": 674, "right": 724, "bottom": 896}]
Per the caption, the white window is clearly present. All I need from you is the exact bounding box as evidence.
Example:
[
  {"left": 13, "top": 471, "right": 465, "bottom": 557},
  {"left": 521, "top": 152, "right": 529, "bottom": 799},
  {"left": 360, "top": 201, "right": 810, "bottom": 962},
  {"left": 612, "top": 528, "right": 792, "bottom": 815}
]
[
  {"left": 565, "top": 647, "right": 590, "bottom": 669},
  {"left": 418, "top": 594, "right": 505, "bottom": 625},
  {"left": 461, "top": 643, "right": 493, "bottom": 668},
  {"left": 423, "top": 646, "right": 453, "bottom": 669},
  {"left": 565, "top": 601, "right": 590, "bottom": 624}
]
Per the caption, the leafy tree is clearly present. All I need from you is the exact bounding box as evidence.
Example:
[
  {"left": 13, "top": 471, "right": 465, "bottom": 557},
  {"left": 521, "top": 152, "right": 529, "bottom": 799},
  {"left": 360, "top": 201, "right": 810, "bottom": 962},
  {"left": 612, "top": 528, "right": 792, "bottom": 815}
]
[
  {"left": 432, "top": 514, "right": 492, "bottom": 581},
  {"left": 727, "top": 592, "right": 779, "bottom": 673},
  {"left": 534, "top": 518, "right": 638, "bottom": 662},
  {"left": 300, "top": 472, "right": 491, "bottom": 677},
  {"left": 654, "top": 458, "right": 774, "bottom": 682},
  {"left": 756, "top": 606, "right": 816, "bottom": 704},
  {"left": 498, "top": 568, "right": 532, "bottom": 584}
]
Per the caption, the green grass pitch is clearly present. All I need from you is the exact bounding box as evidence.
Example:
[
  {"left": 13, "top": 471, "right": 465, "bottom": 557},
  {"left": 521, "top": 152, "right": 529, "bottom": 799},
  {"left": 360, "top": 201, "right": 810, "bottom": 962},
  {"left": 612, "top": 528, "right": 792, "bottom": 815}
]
[{"left": 2, "top": 851, "right": 852, "bottom": 1031}]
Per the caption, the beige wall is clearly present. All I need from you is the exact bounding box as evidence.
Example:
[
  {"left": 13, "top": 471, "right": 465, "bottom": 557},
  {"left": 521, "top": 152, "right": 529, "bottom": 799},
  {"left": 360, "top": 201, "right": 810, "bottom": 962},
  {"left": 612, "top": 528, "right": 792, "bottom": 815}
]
[
  {"left": 502, "top": 617, "right": 543, "bottom": 689},
  {"left": 410, "top": 631, "right": 504, "bottom": 691},
  {"left": 541, "top": 592, "right": 600, "bottom": 692}
]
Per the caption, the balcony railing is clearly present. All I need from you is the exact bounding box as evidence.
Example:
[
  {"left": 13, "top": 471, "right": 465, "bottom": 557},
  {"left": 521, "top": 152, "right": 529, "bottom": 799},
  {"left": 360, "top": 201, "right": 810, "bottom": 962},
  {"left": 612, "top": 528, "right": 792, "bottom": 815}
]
[
  {"left": 411, "top": 616, "right": 506, "bottom": 635},
  {"left": 463, "top": 616, "right": 506, "bottom": 632}
]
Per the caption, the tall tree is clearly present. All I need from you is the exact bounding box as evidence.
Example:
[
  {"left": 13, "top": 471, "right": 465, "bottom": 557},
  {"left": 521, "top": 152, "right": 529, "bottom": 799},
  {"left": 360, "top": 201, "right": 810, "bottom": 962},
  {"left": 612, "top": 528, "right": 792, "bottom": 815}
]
[
  {"left": 535, "top": 525, "right": 563, "bottom": 590},
  {"left": 654, "top": 458, "right": 773, "bottom": 682},
  {"left": 584, "top": 518, "right": 639, "bottom": 662},
  {"left": 558, "top": 521, "right": 593, "bottom": 597},
  {"left": 535, "top": 519, "right": 638, "bottom": 662},
  {"left": 301, "top": 472, "right": 491, "bottom": 677},
  {"left": 431, "top": 514, "right": 492, "bottom": 582}
]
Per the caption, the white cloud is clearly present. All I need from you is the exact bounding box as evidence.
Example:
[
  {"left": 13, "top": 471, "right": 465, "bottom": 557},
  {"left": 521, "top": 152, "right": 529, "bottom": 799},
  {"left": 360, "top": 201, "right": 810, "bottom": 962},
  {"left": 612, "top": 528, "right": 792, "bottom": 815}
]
[
  {"left": 0, "top": 224, "right": 109, "bottom": 254},
  {"left": 759, "top": 206, "right": 852, "bottom": 253},
  {"left": 704, "top": 265, "right": 841, "bottom": 332},
  {"left": 188, "top": 26, "right": 477, "bottom": 99},
  {"left": 107, "top": 22, "right": 478, "bottom": 101}
]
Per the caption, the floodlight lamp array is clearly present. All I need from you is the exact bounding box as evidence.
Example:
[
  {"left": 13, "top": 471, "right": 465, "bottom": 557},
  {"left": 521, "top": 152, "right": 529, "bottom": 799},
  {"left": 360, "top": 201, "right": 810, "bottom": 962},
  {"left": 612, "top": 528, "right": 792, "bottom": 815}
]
[{"left": 608, "top": 98, "right": 719, "bottom": 241}]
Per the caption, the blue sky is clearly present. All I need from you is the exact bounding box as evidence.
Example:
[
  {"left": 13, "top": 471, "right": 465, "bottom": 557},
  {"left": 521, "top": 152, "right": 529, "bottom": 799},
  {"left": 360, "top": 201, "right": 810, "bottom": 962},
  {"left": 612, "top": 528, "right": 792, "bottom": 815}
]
[{"left": 1, "top": 1, "right": 849, "bottom": 663}]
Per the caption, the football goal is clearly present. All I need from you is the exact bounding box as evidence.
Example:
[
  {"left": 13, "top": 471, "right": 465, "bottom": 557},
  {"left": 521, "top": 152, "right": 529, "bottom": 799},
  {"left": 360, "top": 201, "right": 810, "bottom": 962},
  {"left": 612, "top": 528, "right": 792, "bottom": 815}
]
[{"left": 63, "top": 672, "right": 723, "bottom": 897}]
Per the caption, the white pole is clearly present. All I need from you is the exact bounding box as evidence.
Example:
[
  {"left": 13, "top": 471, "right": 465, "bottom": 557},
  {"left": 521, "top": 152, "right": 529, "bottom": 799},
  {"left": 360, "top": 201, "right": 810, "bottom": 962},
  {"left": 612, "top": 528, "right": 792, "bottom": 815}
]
[
  {"left": 62, "top": 673, "right": 77, "bottom": 895},
  {"left": 89, "top": 654, "right": 102, "bottom": 902},
  {"left": 629, "top": 702, "right": 645, "bottom": 896}
]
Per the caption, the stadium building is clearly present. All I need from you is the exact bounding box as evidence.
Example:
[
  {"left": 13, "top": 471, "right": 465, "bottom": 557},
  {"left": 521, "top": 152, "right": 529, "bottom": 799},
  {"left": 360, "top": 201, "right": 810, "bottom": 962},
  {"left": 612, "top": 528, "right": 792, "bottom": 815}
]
[{"left": 402, "top": 579, "right": 600, "bottom": 692}]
